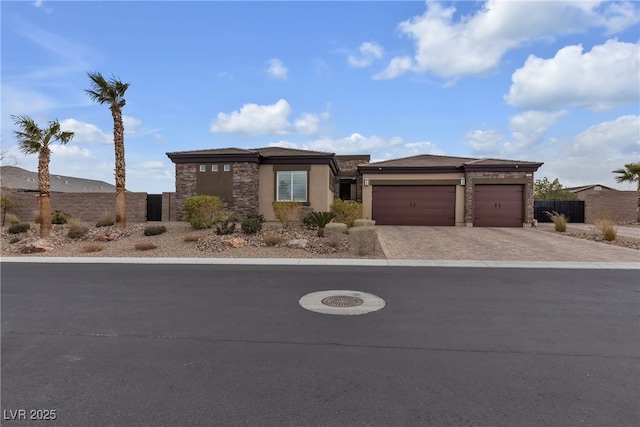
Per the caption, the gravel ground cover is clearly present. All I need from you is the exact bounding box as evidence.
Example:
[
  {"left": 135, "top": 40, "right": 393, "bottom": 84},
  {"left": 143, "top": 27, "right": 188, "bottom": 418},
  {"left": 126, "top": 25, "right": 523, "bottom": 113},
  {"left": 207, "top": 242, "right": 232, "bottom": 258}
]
[
  {"left": 0, "top": 221, "right": 385, "bottom": 259},
  {"left": 537, "top": 223, "right": 640, "bottom": 250}
]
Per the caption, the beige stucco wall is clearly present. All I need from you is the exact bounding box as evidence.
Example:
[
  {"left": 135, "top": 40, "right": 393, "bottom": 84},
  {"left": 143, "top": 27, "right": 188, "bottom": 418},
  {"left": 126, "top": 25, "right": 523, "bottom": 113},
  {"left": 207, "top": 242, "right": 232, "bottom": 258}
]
[
  {"left": 361, "top": 172, "right": 466, "bottom": 226},
  {"left": 258, "top": 164, "right": 335, "bottom": 221}
]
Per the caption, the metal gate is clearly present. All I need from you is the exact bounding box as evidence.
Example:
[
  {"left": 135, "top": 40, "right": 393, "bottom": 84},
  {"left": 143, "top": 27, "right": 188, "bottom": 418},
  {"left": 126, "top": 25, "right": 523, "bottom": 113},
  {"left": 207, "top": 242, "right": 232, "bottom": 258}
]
[
  {"left": 146, "top": 194, "right": 162, "bottom": 221},
  {"left": 534, "top": 201, "right": 584, "bottom": 223}
]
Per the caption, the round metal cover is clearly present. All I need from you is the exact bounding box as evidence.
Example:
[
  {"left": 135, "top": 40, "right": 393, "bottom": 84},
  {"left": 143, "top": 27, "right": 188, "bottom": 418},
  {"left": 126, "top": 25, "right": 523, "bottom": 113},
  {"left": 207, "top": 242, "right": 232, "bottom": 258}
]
[
  {"left": 299, "top": 290, "right": 386, "bottom": 316},
  {"left": 321, "top": 295, "right": 364, "bottom": 308}
]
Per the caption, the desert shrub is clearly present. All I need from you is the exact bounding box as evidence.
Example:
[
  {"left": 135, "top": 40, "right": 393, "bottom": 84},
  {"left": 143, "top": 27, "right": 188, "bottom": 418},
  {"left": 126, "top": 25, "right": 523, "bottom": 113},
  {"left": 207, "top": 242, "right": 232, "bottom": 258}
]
[
  {"left": 241, "top": 213, "right": 266, "bottom": 235},
  {"left": 51, "top": 210, "right": 71, "bottom": 225},
  {"left": 272, "top": 201, "right": 302, "bottom": 228},
  {"left": 144, "top": 225, "right": 167, "bottom": 236},
  {"left": 545, "top": 211, "right": 567, "bottom": 232},
  {"left": 33, "top": 210, "right": 41, "bottom": 224},
  {"left": 308, "top": 211, "right": 336, "bottom": 237},
  {"left": 263, "top": 234, "right": 284, "bottom": 246},
  {"left": 302, "top": 210, "right": 317, "bottom": 230},
  {"left": 215, "top": 211, "right": 238, "bottom": 235},
  {"left": 331, "top": 199, "right": 363, "bottom": 228},
  {"left": 82, "top": 243, "right": 105, "bottom": 253},
  {"left": 8, "top": 223, "right": 30, "bottom": 234},
  {"left": 183, "top": 233, "right": 201, "bottom": 242},
  {"left": 96, "top": 212, "right": 115, "bottom": 227},
  {"left": 348, "top": 226, "right": 378, "bottom": 255},
  {"left": 325, "top": 223, "right": 348, "bottom": 248},
  {"left": 134, "top": 241, "right": 157, "bottom": 251},
  {"left": 67, "top": 225, "right": 89, "bottom": 239},
  {"left": 184, "top": 195, "right": 224, "bottom": 229},
  {"left": 353, "top": 219, "right": 376, "bottom": 227},
  {"left": 6, "top": 213, "right": 20, "bottom": 225},
  {"left": 592, "top": 215, "right": 617, "bottom": 241},
  {"left": 1, "top": 195, "right": 19, "bottom": 227}
]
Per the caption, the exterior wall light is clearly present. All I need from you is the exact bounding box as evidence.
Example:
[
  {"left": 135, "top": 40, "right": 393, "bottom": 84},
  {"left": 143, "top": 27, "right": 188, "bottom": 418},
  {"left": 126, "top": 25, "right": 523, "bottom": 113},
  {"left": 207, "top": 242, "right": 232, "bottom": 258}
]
[
  {"left": 364, "top": 178, "right": 369, "bottom": 186},
  {"left": 460, "top": 178, "right": 466, "bottom": 186}
]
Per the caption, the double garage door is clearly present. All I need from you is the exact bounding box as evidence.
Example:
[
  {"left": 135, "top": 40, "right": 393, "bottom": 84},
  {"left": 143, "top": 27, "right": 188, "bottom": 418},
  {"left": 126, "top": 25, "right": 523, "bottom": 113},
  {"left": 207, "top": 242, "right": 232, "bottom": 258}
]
[{"left": 372, "top": 184, "right": 523, "bottom": 227}]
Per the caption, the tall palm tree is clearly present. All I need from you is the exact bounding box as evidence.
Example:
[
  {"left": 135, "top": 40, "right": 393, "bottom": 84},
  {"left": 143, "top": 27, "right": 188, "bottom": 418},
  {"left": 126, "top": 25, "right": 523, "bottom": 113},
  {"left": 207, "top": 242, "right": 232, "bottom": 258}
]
[
  {"left": 12, "top": 115, "right": 74, "bottom": 237},
  {"left": 86, "top": 71, "right": 130, "bottom": 228},
  {"left": 613, "top": 162, "right": 640, "bottom": 223}
]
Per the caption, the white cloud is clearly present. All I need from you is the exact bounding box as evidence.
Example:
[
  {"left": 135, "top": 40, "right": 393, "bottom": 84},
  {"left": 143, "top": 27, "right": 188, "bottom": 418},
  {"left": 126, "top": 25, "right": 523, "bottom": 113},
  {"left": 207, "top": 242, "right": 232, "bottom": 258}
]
[
  {"left": 374, "top": 0, "right": 639, "bottom": 80},
  {"left": 348, "top": 41, "right": 384, "bottom": 68},
  {"left": 3, "top": 87, "right": 56, "bottom": 117},
  {"left": 50, "top": 144, "right": 94, "bottom": 160},
  {"left": 269, "top": 133, "right": 445, "bottom": 160},
  {"left": 210, "top": 99, "right": 327, "bottom": 135},
  {"left": 59, "top": 118, "right": 112, "bottom": 145},
  {"left": 506, "top": 39, "right": 640, "bottom": 111},
  {"left": 266, "top": 59, "right": 288, "bottom": 80},
  {"left": 465, "top": 129, "right": 506, "bottom": 156},
  {"left": 123, "top": 115, "right": 143, "bottom": 135},
  {"left": 571, "top": 115, "right": 640, "bottom": 155},
  {"left": 33, "top": 0, "right": 52, "bottom": 13},
  {"left": 142, "top": 161, "right": 164, "bottom": 169},
  {"left": 508, "top": 110, "right": 566, "bottom": 150}
]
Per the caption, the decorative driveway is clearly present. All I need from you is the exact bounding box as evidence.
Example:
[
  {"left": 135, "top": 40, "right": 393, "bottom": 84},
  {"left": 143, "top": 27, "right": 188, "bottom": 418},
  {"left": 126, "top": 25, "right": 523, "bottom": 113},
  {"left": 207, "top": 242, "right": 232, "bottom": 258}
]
[{"left": 376, "top": 226, "right": 640, "bottom": 263}]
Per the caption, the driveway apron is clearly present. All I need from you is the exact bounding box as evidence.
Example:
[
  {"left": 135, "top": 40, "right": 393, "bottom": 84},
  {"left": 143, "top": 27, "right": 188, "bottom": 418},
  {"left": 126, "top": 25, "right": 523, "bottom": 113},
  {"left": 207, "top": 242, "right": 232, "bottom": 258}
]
[{"left": 376, "top": 226, "right": 640, "bottom": 262}]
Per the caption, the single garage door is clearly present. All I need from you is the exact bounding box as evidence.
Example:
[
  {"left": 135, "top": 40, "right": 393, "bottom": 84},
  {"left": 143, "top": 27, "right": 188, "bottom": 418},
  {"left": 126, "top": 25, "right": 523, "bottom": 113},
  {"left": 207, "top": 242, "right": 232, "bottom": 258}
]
[
  {"left": 372, "top": 185, "right": 455, "bottom": 226},
  {"left": 474, "top": 184, "right": 523, "bottom": 227}
]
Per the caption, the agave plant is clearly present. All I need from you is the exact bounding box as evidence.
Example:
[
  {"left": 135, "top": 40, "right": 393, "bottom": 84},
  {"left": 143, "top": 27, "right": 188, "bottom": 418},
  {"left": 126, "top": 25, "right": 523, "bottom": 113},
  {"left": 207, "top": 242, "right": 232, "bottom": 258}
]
[{"left": 309, "top": 211, "right": 336, "bottom": 237}]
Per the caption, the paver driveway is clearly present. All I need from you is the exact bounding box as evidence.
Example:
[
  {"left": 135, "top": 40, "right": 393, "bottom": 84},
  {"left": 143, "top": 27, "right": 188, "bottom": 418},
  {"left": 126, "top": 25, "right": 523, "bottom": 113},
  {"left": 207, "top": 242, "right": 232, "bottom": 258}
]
[{"left": 377, "top": 226, "right": 640, "bottom": 262}]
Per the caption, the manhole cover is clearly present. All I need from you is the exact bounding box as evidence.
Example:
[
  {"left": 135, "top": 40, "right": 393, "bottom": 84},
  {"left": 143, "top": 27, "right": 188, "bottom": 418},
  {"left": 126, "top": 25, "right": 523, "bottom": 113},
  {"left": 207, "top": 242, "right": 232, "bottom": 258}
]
[
  {"left": 299, "top": 290, "right": 386, "bottom": 316},
  {"left": 321, "top": 295, "right": 364, "bottom": 307}
]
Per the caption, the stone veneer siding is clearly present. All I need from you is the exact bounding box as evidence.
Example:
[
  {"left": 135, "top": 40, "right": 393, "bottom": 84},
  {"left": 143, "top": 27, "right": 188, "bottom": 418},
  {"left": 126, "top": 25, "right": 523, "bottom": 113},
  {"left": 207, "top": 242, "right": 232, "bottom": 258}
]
[
  {"left": 174, "top": 162, "right": 259, "bottom": 220},
  {"left": 231, "top": 162, "right": 259, "bottom": 217},
  {"left": 463, "top": 171, "right": 535, "bottom": 226},
  {"left": 335, "top": 157, "right": 369, "bottom": 203}
]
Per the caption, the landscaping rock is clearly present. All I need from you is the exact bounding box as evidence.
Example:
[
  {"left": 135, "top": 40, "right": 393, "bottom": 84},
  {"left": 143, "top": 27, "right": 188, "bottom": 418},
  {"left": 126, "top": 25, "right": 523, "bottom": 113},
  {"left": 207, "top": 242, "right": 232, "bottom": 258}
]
[
  {"left": 287, "top": 239, "right": 308, "bottom": 249},
  {"left": 20, "top": 239, "right": 54, "bottom": 253},
  {"left": 222, "top": 237, "right": 246, "bottom": 248}
]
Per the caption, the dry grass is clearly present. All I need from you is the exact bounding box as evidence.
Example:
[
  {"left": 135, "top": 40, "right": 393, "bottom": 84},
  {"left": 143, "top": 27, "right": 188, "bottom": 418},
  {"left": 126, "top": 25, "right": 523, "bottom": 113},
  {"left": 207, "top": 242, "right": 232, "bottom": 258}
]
[
  {"left": 82, "top": 243, "right": 105, "bottom": 253},
  {"left": 134, "top": 241, "right": 157, "bottom": 251},
  {"left": 592, "top": 215, "right": 617, "bottom": 241},
  {"left": 545, "top": 211, "right": 567, "bottom": 232},
  {"left": 6, "top": 213, "right": 20, "bottom": 225},
  {"left": 183, "top": 233, "right": 202, "bottom": 242},
  {"left": 262, "top": 234, "right": 284, "bottom": 246}
]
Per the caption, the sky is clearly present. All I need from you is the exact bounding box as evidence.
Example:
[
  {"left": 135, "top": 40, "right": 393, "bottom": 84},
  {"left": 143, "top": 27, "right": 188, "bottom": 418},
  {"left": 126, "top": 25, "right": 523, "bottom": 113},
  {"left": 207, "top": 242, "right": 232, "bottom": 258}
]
[{"left": 1, "top": 0, "right": 639, "bottom": 194}]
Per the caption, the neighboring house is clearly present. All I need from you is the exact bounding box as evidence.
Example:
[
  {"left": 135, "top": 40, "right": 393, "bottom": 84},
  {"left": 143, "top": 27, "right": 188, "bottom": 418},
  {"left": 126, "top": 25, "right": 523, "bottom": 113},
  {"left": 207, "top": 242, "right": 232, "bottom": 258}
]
[
  {"left": 168, "top": 147, "right": 543, "bottom": 227},
  {"left": 0, "top": 165, "right": 116, "bottom": 193},
  {"left": 566, "top": 184, "right": 617, "bottom": 200}
]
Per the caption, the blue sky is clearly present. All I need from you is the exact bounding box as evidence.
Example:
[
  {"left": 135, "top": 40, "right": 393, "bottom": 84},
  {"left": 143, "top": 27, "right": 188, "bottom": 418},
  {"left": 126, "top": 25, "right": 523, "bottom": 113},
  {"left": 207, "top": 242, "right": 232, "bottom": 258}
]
[{"left": 2, "top": 0, "right": 639, "bottom": 194}]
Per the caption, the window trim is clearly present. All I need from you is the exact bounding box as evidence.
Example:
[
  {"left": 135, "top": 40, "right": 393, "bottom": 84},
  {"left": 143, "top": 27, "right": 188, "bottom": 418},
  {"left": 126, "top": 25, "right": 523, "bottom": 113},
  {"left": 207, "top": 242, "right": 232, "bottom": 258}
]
[
  {"left": 212, "top": 164, "right": 218, "bottom": 172},
  {"left": 199, "top": 165, "right": 206, "bottom": 172}
]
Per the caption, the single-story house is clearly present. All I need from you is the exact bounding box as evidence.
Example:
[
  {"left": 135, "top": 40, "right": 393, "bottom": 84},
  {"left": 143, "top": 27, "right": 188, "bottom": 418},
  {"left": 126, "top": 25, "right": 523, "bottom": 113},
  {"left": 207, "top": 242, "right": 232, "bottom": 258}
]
[
  {"left": 166, "top": 147, "right": 543, "bottom": 227},
  {"left": 566, "top": 184, "right": 618, "bottom": 200}
]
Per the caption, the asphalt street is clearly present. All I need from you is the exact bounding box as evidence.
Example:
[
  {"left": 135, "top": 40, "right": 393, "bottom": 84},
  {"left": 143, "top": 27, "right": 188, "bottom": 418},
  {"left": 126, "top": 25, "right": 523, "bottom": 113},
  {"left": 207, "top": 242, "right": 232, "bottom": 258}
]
[{"left": 1, "top": 263, "right": 639, "bottom": 426}]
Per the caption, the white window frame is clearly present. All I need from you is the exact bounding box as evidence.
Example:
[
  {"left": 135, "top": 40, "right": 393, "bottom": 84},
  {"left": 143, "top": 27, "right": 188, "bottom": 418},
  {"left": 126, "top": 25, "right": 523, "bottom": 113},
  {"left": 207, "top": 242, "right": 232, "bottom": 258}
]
[
  {"left": 199, "top": 165, "right": 206, "bottom": 172},
  {"left": 224, "top": 164, "right": 231, "bottom": 172},
  {"left": 276, "top": 171, "right": 308, "bottom": 202},
  {"left": 212, "top": 165, "right": 218, "bottom": 172}
]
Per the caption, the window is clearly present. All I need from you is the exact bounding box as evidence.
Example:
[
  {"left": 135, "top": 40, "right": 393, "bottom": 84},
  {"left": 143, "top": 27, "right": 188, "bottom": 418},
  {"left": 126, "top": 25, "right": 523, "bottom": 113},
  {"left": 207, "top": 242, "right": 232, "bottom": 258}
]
[
  {"left": 212, "top": 165, "right": 218, "bottom": 172},
  {"left": 199, "top": 165, "right": 206, "bottom": 172},
  {"left": 224, "top": 164, "right": 231, "bottom": 172},
  {"left": 277, "top": 171, "right": 307, "bottom": 202}
]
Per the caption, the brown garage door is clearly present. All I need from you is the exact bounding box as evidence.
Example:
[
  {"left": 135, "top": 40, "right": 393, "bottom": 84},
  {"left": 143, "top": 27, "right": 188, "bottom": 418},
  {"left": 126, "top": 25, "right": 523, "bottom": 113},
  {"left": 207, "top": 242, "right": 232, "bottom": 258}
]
[
  {"left": 372, "top": 185, "right": 455, "bottom": 226},
  {"left": 474, "top": 184, "right": 523, "bottom": 227}
]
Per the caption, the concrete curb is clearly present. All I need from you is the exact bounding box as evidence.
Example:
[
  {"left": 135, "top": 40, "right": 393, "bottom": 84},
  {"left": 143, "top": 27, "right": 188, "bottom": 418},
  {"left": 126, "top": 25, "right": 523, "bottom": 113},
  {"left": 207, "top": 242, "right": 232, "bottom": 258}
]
[{"left": 1, "top": 257, "right": 638, "bottom": 269}]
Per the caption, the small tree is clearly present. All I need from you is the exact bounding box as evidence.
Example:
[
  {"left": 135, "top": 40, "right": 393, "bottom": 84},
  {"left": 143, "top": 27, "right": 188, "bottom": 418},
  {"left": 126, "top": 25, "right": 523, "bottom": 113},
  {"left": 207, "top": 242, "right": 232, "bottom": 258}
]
[
  {"left": 534, "top": 177, "right": 578, "bottom": 201},
  {"left": 12, "top": 115, "right": 74, "bottom": 237},
  {"left": 612, "top": 162, "right": 640, "bottom": 223},
  {"left": 1, "top": 194, "right": 19, "bottom": 227}
]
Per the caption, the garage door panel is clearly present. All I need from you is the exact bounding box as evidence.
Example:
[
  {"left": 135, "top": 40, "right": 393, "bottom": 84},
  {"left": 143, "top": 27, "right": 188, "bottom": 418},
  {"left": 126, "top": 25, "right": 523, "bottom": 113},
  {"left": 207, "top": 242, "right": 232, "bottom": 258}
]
[
  {"left": 474, "top": 184, "right": 523, "bottom": 227},
  {"left": 372, "top": 185, "right": 455, "bottom": 226}
]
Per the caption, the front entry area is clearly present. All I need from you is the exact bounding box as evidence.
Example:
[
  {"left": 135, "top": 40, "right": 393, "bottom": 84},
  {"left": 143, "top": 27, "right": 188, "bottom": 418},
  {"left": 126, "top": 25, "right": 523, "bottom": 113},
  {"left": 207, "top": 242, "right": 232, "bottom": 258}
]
[
  {"left": 372, "top": 185, "right": 456, "bottom": 226},
  {"left": 473, "top": 184, "right": 524, "bottom": 227}
]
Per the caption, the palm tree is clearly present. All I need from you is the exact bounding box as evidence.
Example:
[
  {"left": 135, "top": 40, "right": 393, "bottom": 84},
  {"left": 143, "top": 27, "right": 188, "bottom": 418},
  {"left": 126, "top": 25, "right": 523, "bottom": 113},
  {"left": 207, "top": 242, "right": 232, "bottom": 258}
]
[
  {"left": 86, "top": 71, "right": 130, "bottom": 227},
  {"left": 613, "top": 162, "right": 640, "bottom": 223},
  {"left": 12, "top": 115, "right": 74, "bottom": 237}
]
